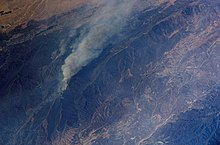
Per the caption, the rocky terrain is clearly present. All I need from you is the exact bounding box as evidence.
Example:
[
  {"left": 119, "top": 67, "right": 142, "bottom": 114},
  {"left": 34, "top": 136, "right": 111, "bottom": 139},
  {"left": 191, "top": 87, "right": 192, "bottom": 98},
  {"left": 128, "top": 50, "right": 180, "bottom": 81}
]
[{"left": 0, "top": 0, "right": 220, "bottom": 145}]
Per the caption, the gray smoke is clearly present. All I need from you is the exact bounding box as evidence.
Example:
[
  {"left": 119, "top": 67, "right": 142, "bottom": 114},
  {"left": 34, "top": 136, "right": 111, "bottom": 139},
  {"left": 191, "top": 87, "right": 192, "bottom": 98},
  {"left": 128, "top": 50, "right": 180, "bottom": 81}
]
[{"left": 61, "top": 0, "right": 136, "bottom": 90}]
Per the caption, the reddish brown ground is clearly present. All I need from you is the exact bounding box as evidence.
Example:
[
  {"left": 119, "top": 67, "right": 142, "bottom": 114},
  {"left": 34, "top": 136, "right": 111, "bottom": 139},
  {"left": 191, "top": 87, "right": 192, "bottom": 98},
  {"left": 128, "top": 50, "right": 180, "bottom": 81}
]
[{"left": 0, "top": 0, "right": 99, "bottom": 33}]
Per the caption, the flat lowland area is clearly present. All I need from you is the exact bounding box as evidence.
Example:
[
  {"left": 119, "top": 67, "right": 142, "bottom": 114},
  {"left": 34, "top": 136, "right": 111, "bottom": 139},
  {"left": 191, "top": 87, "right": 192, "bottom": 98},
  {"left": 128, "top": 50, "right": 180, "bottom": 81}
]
[{"left": 0, "top": 0, "right": 92, "bottom": 33}]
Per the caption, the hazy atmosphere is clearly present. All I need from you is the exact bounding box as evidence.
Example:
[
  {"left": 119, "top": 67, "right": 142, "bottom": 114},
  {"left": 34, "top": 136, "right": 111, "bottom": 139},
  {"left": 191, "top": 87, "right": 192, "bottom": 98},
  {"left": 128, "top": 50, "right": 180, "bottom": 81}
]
[{"left": 0, "top": 0, "right": 220, "bottom": 145}]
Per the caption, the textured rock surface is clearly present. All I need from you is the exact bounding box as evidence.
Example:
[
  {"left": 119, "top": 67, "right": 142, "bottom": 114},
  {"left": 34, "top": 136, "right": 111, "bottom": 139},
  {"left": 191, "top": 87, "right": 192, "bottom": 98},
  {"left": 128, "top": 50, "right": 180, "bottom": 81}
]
[{"left": 0, "top": 0, "right": 220, "bottom": 145}]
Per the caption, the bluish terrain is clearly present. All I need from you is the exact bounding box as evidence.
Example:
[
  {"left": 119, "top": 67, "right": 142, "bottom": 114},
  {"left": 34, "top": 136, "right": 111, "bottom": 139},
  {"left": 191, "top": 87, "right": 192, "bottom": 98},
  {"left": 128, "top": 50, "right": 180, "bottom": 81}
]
[{"left": 0, "top": 0, "right": 220, "bottom": 145}]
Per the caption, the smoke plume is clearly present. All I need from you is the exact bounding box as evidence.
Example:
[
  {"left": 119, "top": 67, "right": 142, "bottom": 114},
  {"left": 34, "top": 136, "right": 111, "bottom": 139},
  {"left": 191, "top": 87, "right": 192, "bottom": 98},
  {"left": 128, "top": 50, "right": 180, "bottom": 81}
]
[{"left": 61, "top": 0, "right": 136, "bottom": 90}]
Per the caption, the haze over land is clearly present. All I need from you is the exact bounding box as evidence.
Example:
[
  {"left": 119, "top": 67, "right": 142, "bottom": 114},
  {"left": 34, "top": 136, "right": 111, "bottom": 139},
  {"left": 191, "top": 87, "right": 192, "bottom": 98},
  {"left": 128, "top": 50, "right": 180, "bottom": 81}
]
[{"left": 0, "top": 0, "right": 220, "bottom": 145}]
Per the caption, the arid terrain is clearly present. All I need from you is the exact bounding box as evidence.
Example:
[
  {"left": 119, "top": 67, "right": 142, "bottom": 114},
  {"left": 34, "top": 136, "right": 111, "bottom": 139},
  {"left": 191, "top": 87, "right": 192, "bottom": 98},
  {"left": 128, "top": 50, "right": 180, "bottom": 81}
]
[{"left": 0, "top": 0, "right": 220, "bottom": 145}]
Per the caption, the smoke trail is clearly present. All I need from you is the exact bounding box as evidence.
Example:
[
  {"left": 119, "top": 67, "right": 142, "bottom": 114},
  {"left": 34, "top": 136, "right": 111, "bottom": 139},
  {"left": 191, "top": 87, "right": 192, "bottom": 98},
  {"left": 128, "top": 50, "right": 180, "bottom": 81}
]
[{"left": 61, "top": 0, "right": 136, "bottom": 90}]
